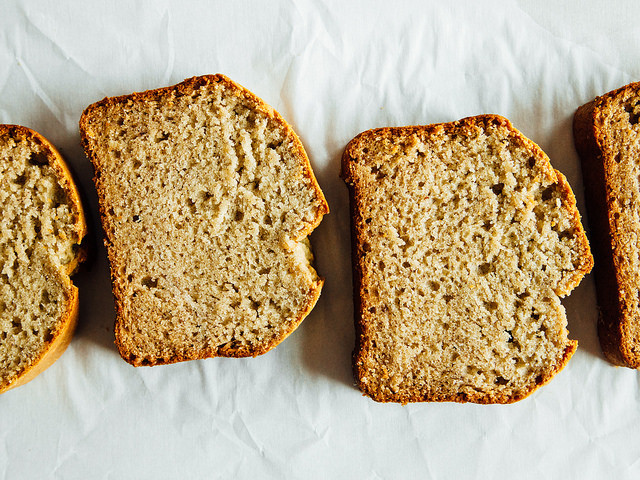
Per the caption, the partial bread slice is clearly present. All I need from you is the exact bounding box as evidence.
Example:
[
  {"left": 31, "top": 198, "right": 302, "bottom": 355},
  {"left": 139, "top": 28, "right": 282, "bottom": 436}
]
[
  {"left": 80, "top": 74, "right": 328, "bottom": 366},
  {"left": 574, "top": 81, "right": 640, "bottom": 368},
  {"left": 342, "top": 115, "right": 593, "bottom": 404},
  {"left": 0, "top": 125, "right": 87, "bottom": 393}
]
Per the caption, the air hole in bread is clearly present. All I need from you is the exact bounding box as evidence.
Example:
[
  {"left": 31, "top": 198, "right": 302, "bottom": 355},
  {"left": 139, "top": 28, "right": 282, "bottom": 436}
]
[
  {"left": 141, "top": 276, "right": 158, "bottom": 288},
  {"left": 558, "top": 230, "right": 574, "bottom": 240},
  {"left": 52, "top": 186, "right": 66, "bottom": 209},
  {"left": 541, "top": 186, "right": 554, "bottom": 201},
  {"left": 491, "top": 183, "right": 504, "bottom": 195},
  {"left": 28, "top": 152, "right": 49, "bottom": 166},
  {"left": 486, "top": 301, "right": 498, "bottom": 311},
  {"left": 199, "top": 191, "right": 213, "bottom": 202},
  {"left": 624, "top": 102, "right": 640, "bottom": 125},
  {"left": 14, "top": 173, "right": 27, "bottom": 186},
  {"left": 371, "top": 165, "right": 386, "bottom": 180},
  {"left": 478, "top": 262, "right": 491, "bottom": 275},
  {"left": 155, "top": 132, "right": 170, "bottom": 143},
  {"left": 40, "top": 289, "right": 51, "bottom": 306}
]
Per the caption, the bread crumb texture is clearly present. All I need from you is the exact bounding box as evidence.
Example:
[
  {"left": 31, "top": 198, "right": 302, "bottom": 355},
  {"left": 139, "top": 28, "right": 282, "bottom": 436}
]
[
  {"left": 80, "top": 75, "right": 328, "bottom": 366},
  {"left": 574, "top": 81, "right": 640, "bottom": 368},
  {"left": 343, "top": 115, "right": 592, "bottom": 404},
  {"left": 0, "top": 125, "right": 86, "bottom": 392}
]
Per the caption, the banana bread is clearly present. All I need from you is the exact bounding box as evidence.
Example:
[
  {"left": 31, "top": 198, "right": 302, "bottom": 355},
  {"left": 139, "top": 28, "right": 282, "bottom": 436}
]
[
  {"left": 0, "top": 125, "right": 87, "bottom": 393},
  {"left": 342, "top": 115, "right": 592, "bottom": 403},
  {"left": 574, "top": 81, "right": 640, "bottom": 368},
  {"left": 80, "top": 75, "right": 328, "bottom": 366}
]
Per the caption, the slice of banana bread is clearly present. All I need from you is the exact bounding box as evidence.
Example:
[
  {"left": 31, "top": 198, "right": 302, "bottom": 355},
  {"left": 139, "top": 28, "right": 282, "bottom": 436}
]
[
  {"left": 80, "top": 75, "right": 328, "bottom": 366},
  {"left": 342, "top": 115, "right": 592, "bottom": 404},
  {"left": 574, "top": 81, "right": 640, "bottom": 368},
  {"left": 0, "top": 125, "right": 87, "bottom": 393}
]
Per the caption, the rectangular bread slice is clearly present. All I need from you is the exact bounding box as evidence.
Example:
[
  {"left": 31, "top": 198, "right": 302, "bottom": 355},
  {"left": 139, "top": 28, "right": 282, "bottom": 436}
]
[
  {"left": 80, "top": 75, "right": 328, "bottom": 366},
  {"left": 342, "top": 115, "right": 593, "bottom": 404},
  {"left": 574, "top": 81, "right": 640, "bottom": 368}
]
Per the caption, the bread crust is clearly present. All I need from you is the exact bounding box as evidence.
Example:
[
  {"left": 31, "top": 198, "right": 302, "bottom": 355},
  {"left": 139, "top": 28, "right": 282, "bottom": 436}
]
[
  {"left": 0, "top": 125, "right": 87, "bottom": 393},
  {"left": 80, "top": 75, "right": 328, "bottom": 365},
  {"left": 0, "top": 278, "right": 79, "bottom": 394},
  {"left": 342, "top": 114, "right": 591, "bottom": 404},
  {"left": 573, "top": 81, "right": 640, "bottom": 368}
]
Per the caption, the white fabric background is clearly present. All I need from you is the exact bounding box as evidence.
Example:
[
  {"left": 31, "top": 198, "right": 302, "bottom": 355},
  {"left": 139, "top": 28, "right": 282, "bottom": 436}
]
[{"left": 1, "top": 1, "right": 640, "bottom": 478}]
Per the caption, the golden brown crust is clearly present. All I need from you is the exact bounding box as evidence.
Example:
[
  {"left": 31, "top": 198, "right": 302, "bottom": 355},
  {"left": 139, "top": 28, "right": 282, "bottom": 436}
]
[
  {"left": 573, "top": 81, "right": 640, "bottom": 368},
  {"left": 343, "top": 114, "right": 591, "bottom": 404},
  {"left": 80, "top": 75, "right": 328, "bottom": 365},
  {"left": 0, "top": 282, "right": 79, "bottom": 394},
  {"left": 0, "top": 125, "right": 87, "bottom": 393},
  {"left": 354, "top": 341, "right": 578, "bottom": 405},
  {"left": 115, "top": 279, "right": 324, "bottom": 365}
]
